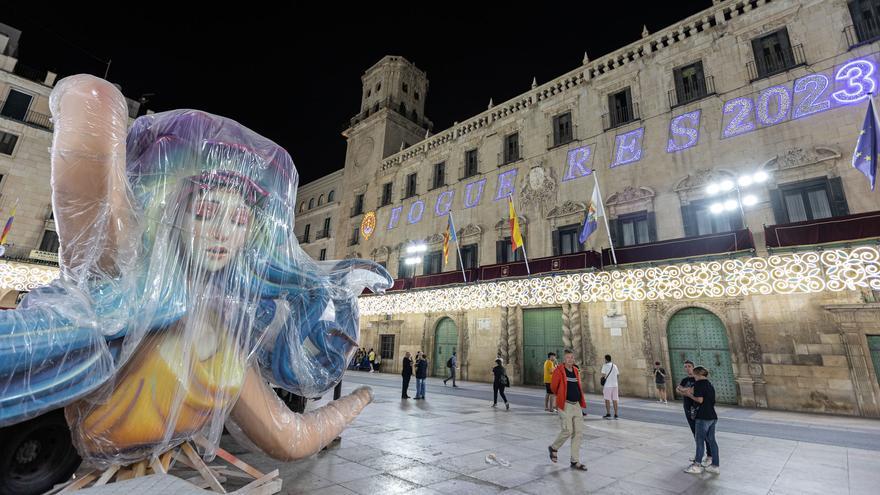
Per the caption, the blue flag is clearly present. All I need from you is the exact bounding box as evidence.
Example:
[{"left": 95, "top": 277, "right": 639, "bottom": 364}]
[
  {"left": 579, "top": 183, "right": 602, "bottom": 244},
  {"left": 853, "top": 99, "right": 879, "bottom": 191}
]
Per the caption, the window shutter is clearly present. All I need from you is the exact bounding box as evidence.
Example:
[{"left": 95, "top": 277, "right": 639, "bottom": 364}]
[
  {"left": 681, "top": 204, "right": 697, "bottom": 237},
  {"left": 751, "top": 37, "right": 767, "bottom": 76},
  {"left": 828, "top": 177, "right": 850, "bottom": 217},
  {"left": 769, "top": 188, "right": 787, "bottom": 224},
  {"left": 673, "top": 66, "right": 685, "bottom": 105},
  {"left": 607, "top": 218, "right": 620, "bottom": 247},
  {"left": 647, "top": 212, "right": 658, "bottom": 242},
  {"left": 552, "top": 229, "right": 561, "bottom": 256}
]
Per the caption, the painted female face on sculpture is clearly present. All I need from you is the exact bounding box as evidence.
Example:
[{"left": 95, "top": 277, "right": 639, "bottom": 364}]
[{"left": 182, "top": 189, "right": 252, "bottom": 272}]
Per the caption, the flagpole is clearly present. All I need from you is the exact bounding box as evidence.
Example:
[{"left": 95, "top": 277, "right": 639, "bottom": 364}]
[
  {"left": 592, "top": 172, "right": 618, "bottom": 265},
  {"left": 448, "top": 212, "right": 467, "bottom": 283},
  {"left": 509, "top": 195, "right": 531, "bottom": 275}
]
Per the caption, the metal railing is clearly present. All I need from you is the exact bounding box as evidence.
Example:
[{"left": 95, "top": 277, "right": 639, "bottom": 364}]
[
  {"left": 747, "top": 44, "right": 805, "bottom": 81},
  {"left": 0, "top": 100, "right": 53, "bottom": 131},
  {"left": 315, "top": 229, "right": 330, "bottom": 239},
  {"left": 602, "top": 102, "right": 641, "bottom": 131},
  {"left": 668, "top": 75, "right": 716, "bottom": 109},
  {"left": 296, "top": 233, "right": 310, "bottom": 244},
  {"left": 845, "top": 18, "right": 880, "bottom": 47}
]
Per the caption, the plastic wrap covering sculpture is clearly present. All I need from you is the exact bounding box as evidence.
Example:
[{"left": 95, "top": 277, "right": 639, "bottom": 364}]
[{"left": 0, "top": 75, "right": 391, "bottom": 466}]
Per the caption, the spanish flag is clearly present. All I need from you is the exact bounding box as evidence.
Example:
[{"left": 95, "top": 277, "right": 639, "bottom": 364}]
[
  {"left": 508, "top": 196, "right": 523, "bottom": 252},
  {"left": 442, "top": 213, "right": 456, "bottom": 265},
  {"left": 0, "top": 203, "right": 17, "bottom": 246}
]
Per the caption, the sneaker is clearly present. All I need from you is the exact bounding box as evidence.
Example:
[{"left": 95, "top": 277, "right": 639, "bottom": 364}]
[
  {"left": 614, "top": 415, "right": 619, "bottom": 420},
  {"left": 663, "top": 400, "right": 668, "bottom": 404},
  {"left": 684, "top": 464, "right": 704, "bottom": 474},
  {"left": 603, "top": 414, "right": 611, "bottom": 419},
  {"left": 491, "top": 403, "right": 497, "bottom": 407},
  {"left": 701, "top": 456, "right": 713, "bottom": 467},
  {"left": 453, "top": 385, "right": 459, "bottom": 388},
  {"left": 705, "top": 465, "right": 720, "bottom": 474},
  {"left": 506, "top": 403, "right": 510, "bottom": 410}
]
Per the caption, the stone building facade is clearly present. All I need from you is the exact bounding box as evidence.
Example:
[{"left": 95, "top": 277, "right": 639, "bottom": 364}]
[
  {"left": 0, "top": 24, "right": 143, "bottom": 308},
  {"left": 337, "top": 0, "right": 880, "bottom": 417}
]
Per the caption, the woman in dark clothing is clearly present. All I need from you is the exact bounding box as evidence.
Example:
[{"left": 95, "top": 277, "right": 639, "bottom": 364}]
[
  {"left": 401, "top": 351, "right": 413, "bottom": 399},
  {"left": 492, "top": 359, "right": 510, "bottom": 410}
]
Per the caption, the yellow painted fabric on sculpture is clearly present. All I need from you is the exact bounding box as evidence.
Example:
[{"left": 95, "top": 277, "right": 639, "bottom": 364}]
[{"left": 68, "top": 327, "right": 244, "bottom": 456}]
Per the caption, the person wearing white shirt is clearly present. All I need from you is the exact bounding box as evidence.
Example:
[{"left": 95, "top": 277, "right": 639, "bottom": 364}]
[{"left": 601, "top": 355, "right": 620, "bottom": 419}]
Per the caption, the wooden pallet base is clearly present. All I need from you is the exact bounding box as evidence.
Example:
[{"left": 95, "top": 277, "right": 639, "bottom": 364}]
[{"left": 47, "top": 441, "right": 281, "bottom": 494}]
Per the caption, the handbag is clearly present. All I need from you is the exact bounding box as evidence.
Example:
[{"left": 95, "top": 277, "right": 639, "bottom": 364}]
[
  {"left": 601, "top": 363, "right": 616, "bottom": 386},
  {"left": 500, "top": 374, "right": 510, "bottom": 387}
]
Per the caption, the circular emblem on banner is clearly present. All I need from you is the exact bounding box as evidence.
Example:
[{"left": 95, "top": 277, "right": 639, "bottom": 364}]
[{"left": 361, "top": 211, "right": 377, "bottom": 240}]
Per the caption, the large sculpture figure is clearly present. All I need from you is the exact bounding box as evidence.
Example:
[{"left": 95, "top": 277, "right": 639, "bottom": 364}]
[{"left": 0, "top": 75, "right": 391, "bottom": 465}]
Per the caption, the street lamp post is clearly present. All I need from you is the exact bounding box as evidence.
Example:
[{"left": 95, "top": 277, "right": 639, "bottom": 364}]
[{"left": 705, "top": 170, "right": 769, "bottom": 226}]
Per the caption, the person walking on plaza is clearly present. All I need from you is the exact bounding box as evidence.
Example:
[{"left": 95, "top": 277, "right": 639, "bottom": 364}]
[
  {"left": 601, "top": 354, "right": 620, "bottom": 419},
  {"left": 547, "top": 350, "right": 588, "bottom": 471},
  {"left": 543, "top": 352, "right": 558, "bottom": 412},
  {"left": 401, "top": 351, "right": 413, "bottom": 399},
  {"left": 654, "top": 361, "right": 668, "bottom": 404},
  {"left": 682, "top": 366, "right": 720, "bottom": 474},
  {"left": 676, "top": 360, "right": 713, "bottom": 465},
  {"left": 443, "top": 351, "right": 458, "bottom": 387},
  {"left": 368, "top": 348, "right": 376, "bottom": 373},
  {"left": 491, "top": 358, "right": 510, "bottom": 410},
  {"left": 414, "top": 353, "right": 428, "bottom": 399}
]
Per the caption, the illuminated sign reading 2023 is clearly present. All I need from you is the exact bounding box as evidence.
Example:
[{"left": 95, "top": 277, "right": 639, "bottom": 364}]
[{"left": 383, "top": 56, "right": 877, "bottom": 231}]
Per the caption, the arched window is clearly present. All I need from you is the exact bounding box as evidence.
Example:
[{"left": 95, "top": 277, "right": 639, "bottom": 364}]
[
  {"left": 308, "top": 198, "right": 315, "bottom": 209},
  {"left": 328, "top": 190, "right": 335, "bottom": 202},
  {"left": 298, "top": 202, "right": 305, "bottom": 213},
  {"left": 399, "top": 102, "right": 407, "bottom": 115},
  {"left": 318, "top": 194, "right": 324, "bottom": 206},
  {"left": 402, "top": 82, "right": 408, "bottom": 93}
]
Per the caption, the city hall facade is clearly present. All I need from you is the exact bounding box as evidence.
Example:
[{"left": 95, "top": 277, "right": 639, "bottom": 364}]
[{"left": 320, "top": 0, "right": 880, "bottom": 417}]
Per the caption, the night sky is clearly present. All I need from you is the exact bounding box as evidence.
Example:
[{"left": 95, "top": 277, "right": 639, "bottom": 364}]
[{"left": 5, "top": 4, "right": 712, "bottom": 185}]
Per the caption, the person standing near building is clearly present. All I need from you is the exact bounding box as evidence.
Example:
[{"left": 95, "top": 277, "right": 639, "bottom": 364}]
[
  {"left": 401, "top": 351, "right": 413, "bottom": 399},
  {"left": 653, "top": 361, "right": 668, "bottom": 404},
  {"left": 682, "top": 366, "right": 720, "bottom": 474},
  {"left": 491, "top": 358, "right": 510, "bottom": 410},
  {"left": 414, "top": 353, "right": 428, "bottom": 399},
  {"left": 547, "top": 350, "right": 587, "bottom": 471},
  {"left": 443, "top": 351, "right": 458, "bottom": 387},
  {"left": 368, "top": 348, "right": 376, "bottom": 373},
  {"left": 676, "top": 360, "right": 712, "bottom": 465},
  {"left": 543, "top": 352, "right": 558, "bottom": 412},
  {"left": 601, "top": 354, "right": 619, "bottom": 419}
]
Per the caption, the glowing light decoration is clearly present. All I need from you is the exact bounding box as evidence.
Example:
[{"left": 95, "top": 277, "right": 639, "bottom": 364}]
[
  {"left": 667, "top": 110, "right": 701, "bottom": 152},
  {"left": 722, "top": 97, "right": 755, "bottom": 138},
  {"left": 360, "top": 211, "right": 376, "bottom": 240},
  {"left": 357, "top": 247, "right": 880, "bottom": 315},
  {"left": 0, "top": 261, "right": 60, "bottom": 291},
  {"left": 756, "top": 85, "right": 792, "bottom": 126},
  {"left": 434, "top": 190, "right": 455, "bottom": 216},
  {"left": 494, "top": 169, "right": 518, "bottom": 201},
  {"left": 611, "top": 128, "right": 645, "bottom": 167},
  {"left": 792, "top": 74, "right": 831, "bottom": 119},
  {"left": 832, "top": 59, "right": 876, "bottom": 104},
  {"left": 387, "top": 206, "right": 403, "bottom": 229},
  {"left": 463, "top": 178, "right": 487, "bottom": 208},
  {"left": 563, "top": 145, "right": 594, "bottom": 181},
  {"left": 407, "top": 200, "right": 425, "bottom": 224}
]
